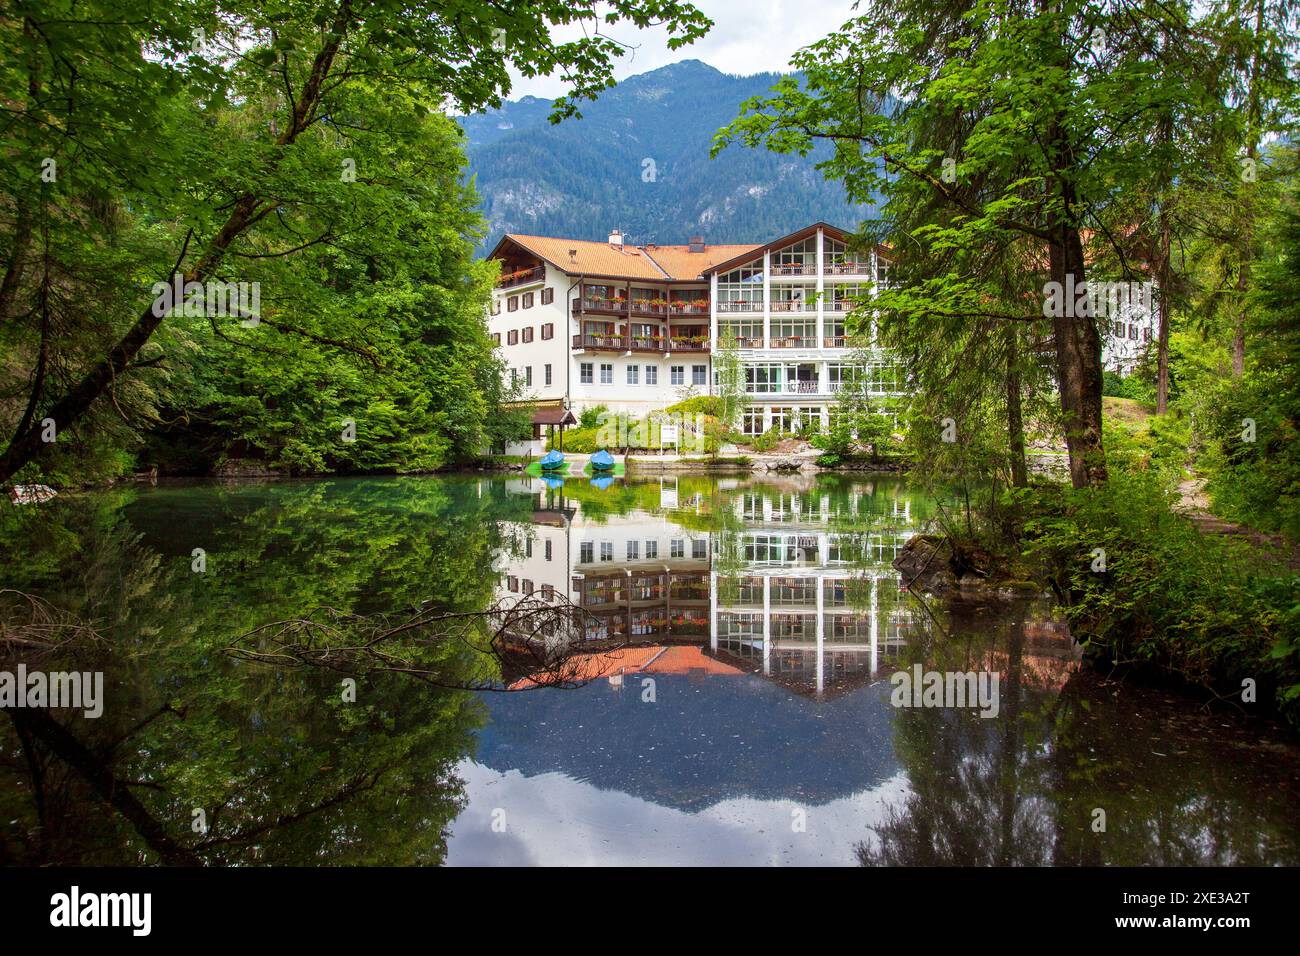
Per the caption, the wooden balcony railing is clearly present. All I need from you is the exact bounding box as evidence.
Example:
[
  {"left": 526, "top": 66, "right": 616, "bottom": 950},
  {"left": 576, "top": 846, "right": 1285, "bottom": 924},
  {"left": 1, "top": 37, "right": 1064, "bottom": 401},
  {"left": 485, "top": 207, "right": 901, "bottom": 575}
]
[
  {"left": 669, "top": 302, "right": 710, "bottom": 315},
  {"left": 497, "top": 264, "right": 545, "bottom": 288},
  {"left": 578, "top": 297, "right": 627, "bottom": 315},
  {"left": 769, "top": 336, "right": 817, "bottom": 348},
  {"left": 735, "top": 336, "right": 764, "bottom": 349},
  {"left": 573, "top": 333, "right": 626, "bottom": 351},
  {"left": 717, "top": 301, "right": 760, "bottom": 313},
  {"left": 668, "top": 337, "right": 709, "bottom": 352},
  {"left": 632, "top": 301, "right": 669, "bottom": 316},
  {"left": 823, "top": 335, "right": 847, "bottom": 348},
  {"left": 771, "top": 263, "right": 816, "bottom": 276},
  {"left": 629, "top": 335, "right": 666, "bottom": 352},
  {"left": 769, "top": 301, "right": 810, "bottom": 313}
]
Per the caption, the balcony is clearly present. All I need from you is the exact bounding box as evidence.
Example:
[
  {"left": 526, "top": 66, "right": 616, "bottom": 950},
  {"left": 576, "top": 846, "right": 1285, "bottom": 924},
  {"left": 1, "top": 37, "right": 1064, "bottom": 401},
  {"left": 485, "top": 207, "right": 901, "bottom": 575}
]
[
  {"left": 770, "top": 301, "right": 810, "bottom": 313},
  {"left": 631, "top": 299, "right": 669, "bottom": 317},
  {"left": 717, "top": 301, "right": 761, "bottom": 313},
  {"left": 497, "top": 264, "right": 544, "bottom": 289},
  {"left": 668, "top": 335, "right": 710, "bottom": 353},
  {"left": 823, "top": 335, "right": 846, "bottom": 348},
  {"left": 573, "top": 333, "right": 626, "bottom": 352},
  {"left": 735, "top": 336, "right": 765, "bottom": 349},
  {"left": 669, "top": 300, "right": 710, "bottom": 315},
  {"left": 771, "top": 263, "right": 816, "bottom": 277},
  {"left": 823, "top": 260, "right": 872, "bottom": 276},
  {"left": 769, "top": 335, "right": 817, "bottom": 349},
  {"left": 575, "top": 297, "right": 627, "bottom": 316},
  {"left": 825, "top": 301, "right": 855, "bottom": 312},
  {"left": 629, "top": 334, "right": 666, "bottom": 352}
]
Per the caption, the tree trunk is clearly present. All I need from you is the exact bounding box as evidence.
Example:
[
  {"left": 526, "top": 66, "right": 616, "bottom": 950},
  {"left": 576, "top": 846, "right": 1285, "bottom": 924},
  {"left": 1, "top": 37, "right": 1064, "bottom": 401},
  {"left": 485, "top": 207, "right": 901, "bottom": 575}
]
[
  {"left": 1048, "top": 217, "right": 1107, "bottom": 488},
  {"left": 1005, "top": 324, "right": 1028, "bottom": 487},
  {"left": 1156, "top": 203, "right": 1172, "bottom": 414}
]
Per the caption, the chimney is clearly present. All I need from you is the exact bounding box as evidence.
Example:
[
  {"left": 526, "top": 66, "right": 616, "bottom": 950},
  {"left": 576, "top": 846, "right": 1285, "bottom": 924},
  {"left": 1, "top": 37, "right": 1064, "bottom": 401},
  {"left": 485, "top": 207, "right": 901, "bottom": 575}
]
[
  {"left": 608, "top": 229, "right": 624, "bottom": 248},
  {"left": 688, "top": 235, "right": 705, "bottom": 253}
]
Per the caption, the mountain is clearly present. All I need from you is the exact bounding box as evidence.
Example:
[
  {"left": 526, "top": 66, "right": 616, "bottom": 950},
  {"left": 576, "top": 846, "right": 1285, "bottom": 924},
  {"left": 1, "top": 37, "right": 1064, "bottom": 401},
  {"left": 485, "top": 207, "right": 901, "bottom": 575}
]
[{"left": 460, "top": 60, "right": 871, "bottom": 252}]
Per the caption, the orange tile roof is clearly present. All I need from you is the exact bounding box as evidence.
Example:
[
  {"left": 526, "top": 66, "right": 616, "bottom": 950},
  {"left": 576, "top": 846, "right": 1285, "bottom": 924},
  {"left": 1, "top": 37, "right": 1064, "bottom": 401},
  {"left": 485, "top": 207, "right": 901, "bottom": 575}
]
[
  {"left": 498, "top": 235, "right": 762, "bottom": 283},
  {"left": 504, "top": 234, "right": 670, "bottom": 281},
  {"left": 508, "top": 643, "right": 744, "bottom": 689},
  {"left": 642, "top": 244, "right": 762, "bottom": 280}
]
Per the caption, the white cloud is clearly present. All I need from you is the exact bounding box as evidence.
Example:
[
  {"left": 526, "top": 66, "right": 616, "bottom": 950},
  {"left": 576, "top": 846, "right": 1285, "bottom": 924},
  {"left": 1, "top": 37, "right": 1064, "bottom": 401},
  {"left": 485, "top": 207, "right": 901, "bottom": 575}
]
[
  {"left": 507, "top": 0, "right": 863, "bottom": 100},
  {"left": 445, "top": 759, "right": 911, "bottom": 866}
]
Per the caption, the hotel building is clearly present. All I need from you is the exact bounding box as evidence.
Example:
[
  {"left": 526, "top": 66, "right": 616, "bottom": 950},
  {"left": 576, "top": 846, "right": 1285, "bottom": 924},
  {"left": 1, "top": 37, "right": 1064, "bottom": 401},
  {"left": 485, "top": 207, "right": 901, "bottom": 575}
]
[{"left": 486, "top": 222, "right": 906, "bottom": 455}]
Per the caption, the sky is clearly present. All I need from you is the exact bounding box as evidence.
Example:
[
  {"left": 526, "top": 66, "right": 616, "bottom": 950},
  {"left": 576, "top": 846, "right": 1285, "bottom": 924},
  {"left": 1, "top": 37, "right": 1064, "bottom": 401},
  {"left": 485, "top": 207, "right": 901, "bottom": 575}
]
[{"left": 508, "top": 0, "right": 864, "bottom": 100}]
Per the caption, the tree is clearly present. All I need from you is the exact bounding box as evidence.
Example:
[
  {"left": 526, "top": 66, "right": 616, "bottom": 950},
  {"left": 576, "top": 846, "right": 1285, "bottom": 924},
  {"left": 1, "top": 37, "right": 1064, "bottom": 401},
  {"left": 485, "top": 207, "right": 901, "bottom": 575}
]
[
  {"left": 710, "top": 325, "right": 747, "bottom": 456},
  {"left": 714, "top": 0, "right": 1248, "bottom": 488},
  {"left": 0, "top": 0, "right": 712, "bottom": 483}
]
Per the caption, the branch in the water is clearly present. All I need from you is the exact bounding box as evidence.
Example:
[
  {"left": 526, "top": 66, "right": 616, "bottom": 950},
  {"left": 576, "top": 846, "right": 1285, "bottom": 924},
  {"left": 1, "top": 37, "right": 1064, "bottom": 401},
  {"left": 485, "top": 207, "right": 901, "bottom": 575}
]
[
  {"left": 0, "top": 589, "right": 108, "bottom": 662},
  {"left": 225, "top": 595, "right": 627, "bottom": 691}
]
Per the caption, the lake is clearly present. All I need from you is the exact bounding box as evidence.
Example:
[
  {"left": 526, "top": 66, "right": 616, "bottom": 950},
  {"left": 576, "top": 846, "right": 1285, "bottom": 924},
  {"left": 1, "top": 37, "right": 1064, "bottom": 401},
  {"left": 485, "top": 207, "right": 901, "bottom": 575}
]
[{"left": 1, "top": 473, "right": 1297, "bottom": 866}]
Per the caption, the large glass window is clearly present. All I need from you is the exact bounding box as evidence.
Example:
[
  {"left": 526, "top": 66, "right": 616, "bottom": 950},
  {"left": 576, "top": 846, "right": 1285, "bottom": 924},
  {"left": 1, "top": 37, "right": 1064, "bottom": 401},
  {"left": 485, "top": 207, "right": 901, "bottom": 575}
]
[
  {"left": 719, "top": 318, "right": 762, "bottom": 347},
  {"left": 744, "top": 364, "right": 784, "bottom": 394},
  {"left": 717, "top": 261, "right": 764, "bottom": 311},
  {"left": 772, "top": 237, "right": 816, "bottom": 275},
  {"left": 770, "top": 284, "right": 815, "bottom": 311}
]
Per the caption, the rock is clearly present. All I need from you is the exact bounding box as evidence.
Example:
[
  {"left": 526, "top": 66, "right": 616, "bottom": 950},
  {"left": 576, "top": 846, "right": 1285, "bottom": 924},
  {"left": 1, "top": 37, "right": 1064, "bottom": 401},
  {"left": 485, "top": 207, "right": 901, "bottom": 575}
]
[{"left": 893, "top": 534, "right": 958, "bottom": 595}]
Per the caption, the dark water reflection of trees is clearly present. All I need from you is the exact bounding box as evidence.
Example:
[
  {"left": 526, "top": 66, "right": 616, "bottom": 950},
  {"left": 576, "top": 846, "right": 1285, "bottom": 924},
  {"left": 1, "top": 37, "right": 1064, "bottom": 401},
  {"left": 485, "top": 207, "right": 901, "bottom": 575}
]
[
  {"left": 858, "top": 600, "right": 1300, "bottom": 866},
  {"left": 0, "top": 479, "right": 524, "bottom": 865}
]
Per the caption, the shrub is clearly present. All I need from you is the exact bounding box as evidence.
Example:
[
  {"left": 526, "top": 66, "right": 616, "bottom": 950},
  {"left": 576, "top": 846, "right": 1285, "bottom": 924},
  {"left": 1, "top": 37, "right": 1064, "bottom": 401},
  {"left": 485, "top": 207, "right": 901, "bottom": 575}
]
[{"left": 1019, "top": 468, "right": 1300, "bottom": 728}]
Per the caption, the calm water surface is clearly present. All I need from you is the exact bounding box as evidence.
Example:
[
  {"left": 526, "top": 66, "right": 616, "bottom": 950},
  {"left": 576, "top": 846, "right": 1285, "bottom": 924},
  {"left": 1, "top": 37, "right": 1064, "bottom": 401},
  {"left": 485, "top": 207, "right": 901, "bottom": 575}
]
[{"left": 1, "top": 474, "right": 1297, "bottom": 866}]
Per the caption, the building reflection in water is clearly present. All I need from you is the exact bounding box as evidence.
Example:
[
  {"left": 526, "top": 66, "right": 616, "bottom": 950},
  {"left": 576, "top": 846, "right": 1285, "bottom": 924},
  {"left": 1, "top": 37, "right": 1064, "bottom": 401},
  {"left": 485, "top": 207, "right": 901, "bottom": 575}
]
[{"left": 488, "top": 474, "right": 924, "bottom": 697}]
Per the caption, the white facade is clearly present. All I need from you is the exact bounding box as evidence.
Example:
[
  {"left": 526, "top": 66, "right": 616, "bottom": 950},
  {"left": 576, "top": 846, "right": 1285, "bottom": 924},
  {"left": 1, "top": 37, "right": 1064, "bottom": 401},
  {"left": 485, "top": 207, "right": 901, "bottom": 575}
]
[{"left": 708, "top": 226, "right": 905, "bottom": 435}]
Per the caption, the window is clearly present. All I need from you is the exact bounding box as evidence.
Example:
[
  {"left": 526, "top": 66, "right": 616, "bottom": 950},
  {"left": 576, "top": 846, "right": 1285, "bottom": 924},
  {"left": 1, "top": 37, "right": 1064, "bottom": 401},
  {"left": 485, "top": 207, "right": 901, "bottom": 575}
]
[
  {"left": 508, "top": 296, "right": 519, "bottom": 312},
  {"left": 671, "top": 539, "right": 684, "bottom": 558},
  {"left": 491, "top": 333, "right": 501, "bottom": 346},
  {"left": 645, "top": 365, "right": 657, "bottom": 386},
  {"left": 507, "top": 329, "right": 518, "bottom": 346},
  {"left": 507, "top": 576, "right": 518, "bottom": 592},
  {"left": 541, "top": 322, "right": 554, "bottom": 340},
  {"left": 646, "top": 540, "right": 658, "bottom": 559},
  {"left": 522, "top": 326, "right": 534, "bottom": 343},
  {"left": 524, "top": 366, "right": 532, "bottom": 387},
  {"left": 544, "top": 540, "right": 552, "bottom": 561},
  {"left": 580, "top": 542, "right": 593, "bottom": 563},
  {"left": 541, "top": 288, "right": 554, "bottom": 305},
  {"left": 580, "top": 362, "right": 594, "bottom": 384},
  {"left": 671, "top": 366, "right": 684, "bottom": 386},
  {"left": 742, "top": 407, "right": 764, "bottom": 435},
  {"left": 522, "top": 579, "right": 534, "bottom": 595},
  {"left": 600, "top": 363, "right": 613, "bottom": 385},
  {"left": 600, "top": 542, "right": 613, "bottom": 561},
  {"left": 692, "top": 539, "right": 707, "bottom": 559},
  {"left": 692, "top": 365, "right": 707, "bottom": 386},
  {"left": 522, "top": 292, "right": 534, "bottom": 309},
  {"left": 542, "top": 584, "right": 554, "bottom": 601},
  {"left": 544, "top": 364, "right": 552, "bottom": 386},
  {"left": 525, "top": 540, "right": 532, "bottom": 558},
  {"left": 627, "top": 365, "right": 639, "bottom": 385},
  {"left": 627, "top": 541, "right": 639, "bottom": 559},
  {"left": 492, "top": 299, "right": 501, "bottom": 315}
]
